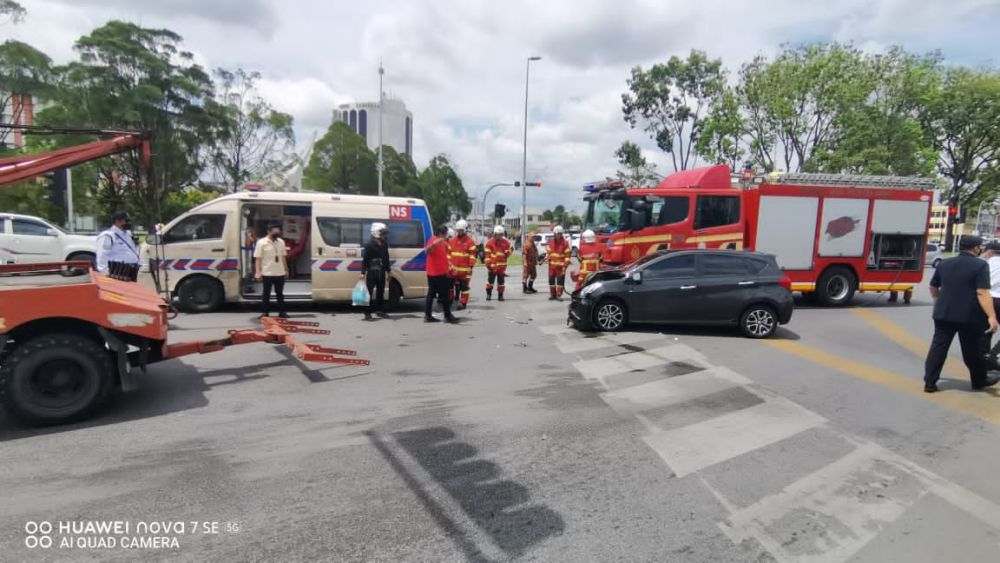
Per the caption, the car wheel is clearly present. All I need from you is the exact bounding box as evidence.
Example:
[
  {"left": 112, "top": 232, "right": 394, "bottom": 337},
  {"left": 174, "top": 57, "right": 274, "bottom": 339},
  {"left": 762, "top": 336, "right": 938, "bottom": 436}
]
[
  {"left": 816, "top": 266, "right": 856, "bottom": 307},
  {"left": 61, "top": 252, "right": 95, "bottom": 276},
  {"left": 593, "top": 299, "right": 627, "bottom": 331},
  {"left": 740, "top": 305, "right": 777, "bottom": 339},
  {"left": 0, "top": 333, "right": 113, "bottom": 425},
  {"left": 932, "top": 258, "right": 941, "bottom": 268},
  {"left": 177, "top": 276, "right": 224, "bottom": 313}
]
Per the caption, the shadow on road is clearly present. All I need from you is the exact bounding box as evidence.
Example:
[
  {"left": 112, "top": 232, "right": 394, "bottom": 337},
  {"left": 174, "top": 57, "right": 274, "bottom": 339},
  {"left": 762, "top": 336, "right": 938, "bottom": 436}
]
[{"left": 368, "top": 426, "right": 564, "bottom": 561}]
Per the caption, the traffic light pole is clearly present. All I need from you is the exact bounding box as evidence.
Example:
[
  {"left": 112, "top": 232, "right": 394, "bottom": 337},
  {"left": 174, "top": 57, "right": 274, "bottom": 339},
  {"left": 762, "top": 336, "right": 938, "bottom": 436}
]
[
  {"left": 481, "top": 182, "right": 515, "bottom": 233},
  {"left": 66, "top": 168, "right": 74, "bottom": 233}
]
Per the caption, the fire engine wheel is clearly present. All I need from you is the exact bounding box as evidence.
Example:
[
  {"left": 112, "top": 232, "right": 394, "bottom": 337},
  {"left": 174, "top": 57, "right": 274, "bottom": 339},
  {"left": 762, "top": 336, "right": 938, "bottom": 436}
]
[
  {"left": 593, "top": 299, "right": 627, "bottom": 331},
  {"left": 0, "top": 333, "right": 113, "bottom": 426},
  {"left": 177, "top": 276, "right": 224, "bottom": 313},
  {"left": 740, "top": 305, "right": 777, "bottom": 339},
  {"left": 816, "top": 267, "right": 857, "bottom": 307}
]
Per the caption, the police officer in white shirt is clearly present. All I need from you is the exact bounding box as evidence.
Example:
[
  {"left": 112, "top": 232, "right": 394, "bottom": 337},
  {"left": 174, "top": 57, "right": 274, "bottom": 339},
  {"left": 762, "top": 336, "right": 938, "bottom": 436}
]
[
  {"left": 982, "top": 241, "right": 1000, "bottom": 369},
  {"left": 96, "top": 211, "right": 142, "bottom": 281}
]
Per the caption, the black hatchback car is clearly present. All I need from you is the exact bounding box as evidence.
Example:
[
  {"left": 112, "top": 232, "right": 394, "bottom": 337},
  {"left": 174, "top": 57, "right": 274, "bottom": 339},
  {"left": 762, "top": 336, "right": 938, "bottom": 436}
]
[{"left": 569, "top": 250, "right": 794, "bottom": 338}]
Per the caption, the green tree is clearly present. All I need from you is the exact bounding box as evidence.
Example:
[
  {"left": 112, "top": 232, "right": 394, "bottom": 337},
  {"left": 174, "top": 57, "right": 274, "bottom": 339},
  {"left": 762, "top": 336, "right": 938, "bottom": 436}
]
[
  {"left": 0, "top": 182, "right": 59, "bottom": 222},
  {"left": 37, "top": 21, "right": 217, "bottom": 227},
  {"left": 381, "top": 145, "right": 421, "bottom": 198},
  {"left": 622, "top": 49, "right": 726, "bottom": 171},
  {"left": 0, "top": 0, "right": 25, "bottom": 25},
  {"left": 302, "top": 121, "right": 377, "bottom": 194},
  {"left": 925, "top": 68, "right": 1000, "bottom": 249},
  {"left": 695, "top": 88, "right": 747, "bottom": 170},
  {"left": 738, "top": 43, "right": 873, "bottom": 172},
  {"left": 0, "top": 40, "right": 53, "bottom": 150},
  {"left": 417, "top": 155, "right": 470, "bottom": 227},
  {"left": 552, "top": 204, "right": 567, "bottom": 226},
  {"left": 614, "top": 141, "right": 661, "bottom": 186},
  {"left": 163, "top": 188, "right": 219, "bottom": 221},
  {"left": 542, "top": 209, "right": 554, "bottom": 222},
  {"left": 815, "top": 48, "right": 940, "bottom": 176},
  {"left": 565, "top": 212, "right": 584, "bottom": 228},
  {"left": 208, "top": 68, "right": 294, "bottom": 192}
]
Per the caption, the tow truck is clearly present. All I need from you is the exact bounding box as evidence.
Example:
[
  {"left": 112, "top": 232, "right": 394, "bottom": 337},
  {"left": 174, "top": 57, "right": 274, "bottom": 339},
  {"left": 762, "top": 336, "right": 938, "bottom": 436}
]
[
  {"left": 579, "top": 165, "right": 935, "bottom": 306},
  {"left": 0, "top": 126, "right": 368, "bottom": 426}
]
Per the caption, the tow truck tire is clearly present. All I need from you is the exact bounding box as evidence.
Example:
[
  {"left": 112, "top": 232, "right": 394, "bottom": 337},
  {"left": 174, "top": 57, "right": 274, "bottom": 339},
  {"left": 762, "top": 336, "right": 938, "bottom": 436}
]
[
  {"left": 0, "top": 333, "right": 113, "bottom": 426},
  {"left": 177, "top": 276, "right": 224, "bottom": 313},
  {"left": 816, "top": 266, "right": 856, "bottom": 307}
]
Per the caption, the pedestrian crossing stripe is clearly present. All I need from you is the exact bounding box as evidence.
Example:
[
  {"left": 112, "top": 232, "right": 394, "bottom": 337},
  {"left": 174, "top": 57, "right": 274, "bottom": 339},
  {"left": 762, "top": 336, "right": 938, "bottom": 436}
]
[
  {"left": 573, "top": 344, "right": 707, "bottom": 380},
  {"left": 599, "top": 366, "right": 748, "bottom": 418}
]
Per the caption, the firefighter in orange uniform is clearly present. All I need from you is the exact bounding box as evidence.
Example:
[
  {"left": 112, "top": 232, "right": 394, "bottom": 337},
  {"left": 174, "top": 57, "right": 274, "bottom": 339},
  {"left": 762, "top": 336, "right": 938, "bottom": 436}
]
[
  {"left": 546, "top": 225, "right": 572, "bottom": 300},
  {"left": 448, "top": 219, "right": 478, "bottom": 310},
  {"left": 572, "top": 229, "right": 601, "bottom": 292},
  {"left": 484, "top": 225, "right": 513, "bottom": 301}
]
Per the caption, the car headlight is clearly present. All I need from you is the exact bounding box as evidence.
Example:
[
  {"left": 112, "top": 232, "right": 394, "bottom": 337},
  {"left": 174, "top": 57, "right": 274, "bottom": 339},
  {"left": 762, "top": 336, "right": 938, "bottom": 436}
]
[{"left": 581, "top": 282, "right": 602, "bottom": 297}]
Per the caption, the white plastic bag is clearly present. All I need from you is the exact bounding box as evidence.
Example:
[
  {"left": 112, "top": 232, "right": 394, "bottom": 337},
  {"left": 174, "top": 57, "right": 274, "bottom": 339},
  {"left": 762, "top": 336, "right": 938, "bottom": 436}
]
[{"left": 352, "top": 280, "right": 371, "bottom": 307}]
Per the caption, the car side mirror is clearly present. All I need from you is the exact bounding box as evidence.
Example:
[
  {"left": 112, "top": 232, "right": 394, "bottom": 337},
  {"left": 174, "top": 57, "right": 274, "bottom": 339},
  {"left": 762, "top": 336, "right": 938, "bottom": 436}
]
[
  {"left": 46, "top": 228, "right": 58, "bottom": 236},
  {"left": 629, "top": 271, "right": 642, "bottom": 283}
]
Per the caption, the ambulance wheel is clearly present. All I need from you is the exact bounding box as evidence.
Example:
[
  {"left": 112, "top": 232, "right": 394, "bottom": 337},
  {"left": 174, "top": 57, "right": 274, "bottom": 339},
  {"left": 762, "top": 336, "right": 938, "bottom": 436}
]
[
  {"left": 593, "top": 298, "right": 627, "bottom": 331},
  {"left": 387, "top": 279, "right": 403, "bottom": 310},
  {"left": 816, "top": 266, "right": 856, "bottom": 307},
  {"left": 177, "top": 275, "right": 224, "bottom": 313},
  {"left": 0, "top": 333, "right": 113, "bottom": 426}
]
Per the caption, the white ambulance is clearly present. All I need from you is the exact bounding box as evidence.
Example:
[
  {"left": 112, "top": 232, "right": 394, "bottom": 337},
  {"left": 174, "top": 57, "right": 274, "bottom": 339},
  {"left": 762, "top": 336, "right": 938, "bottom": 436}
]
[{"left": 141, "top": 191, "right": 433, "bottom": 312}]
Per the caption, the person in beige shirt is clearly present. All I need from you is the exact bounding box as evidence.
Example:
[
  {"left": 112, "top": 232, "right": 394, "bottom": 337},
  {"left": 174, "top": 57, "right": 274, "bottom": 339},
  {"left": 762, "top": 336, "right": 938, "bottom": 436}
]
[{"left": 253, "top": 223, "right": 289, "bottom": 318}]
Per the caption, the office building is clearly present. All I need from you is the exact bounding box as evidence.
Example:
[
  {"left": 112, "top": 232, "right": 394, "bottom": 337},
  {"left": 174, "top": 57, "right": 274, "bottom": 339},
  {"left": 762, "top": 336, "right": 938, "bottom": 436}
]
[{"left": 335, "top": 97, "right": 412, "bottom": 156}]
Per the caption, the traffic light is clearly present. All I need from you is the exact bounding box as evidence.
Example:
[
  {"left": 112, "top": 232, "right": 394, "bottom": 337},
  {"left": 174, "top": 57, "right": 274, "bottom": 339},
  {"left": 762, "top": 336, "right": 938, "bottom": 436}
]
[
  {"left": 526, "top": 181, "right": 541, "bottom": 188},
  {"left": 39, "top": 168, "right": 69, "bottom": 208},
  {"left": 948, "top": 205, "right": 966, "bottom": 224},
  {"left": 494, "top": 203, "right": 506, "bottom": 219}
]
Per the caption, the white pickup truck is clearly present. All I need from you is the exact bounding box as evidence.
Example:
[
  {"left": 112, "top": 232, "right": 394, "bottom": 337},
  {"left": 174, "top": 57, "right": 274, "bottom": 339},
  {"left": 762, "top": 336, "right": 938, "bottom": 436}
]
[{"left": 0, "top": 213, "right": 98, "bottom": 264}]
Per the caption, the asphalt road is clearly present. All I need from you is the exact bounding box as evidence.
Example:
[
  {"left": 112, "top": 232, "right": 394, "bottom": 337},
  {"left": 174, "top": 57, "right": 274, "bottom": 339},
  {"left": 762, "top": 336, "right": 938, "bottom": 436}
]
[{"left": 3, "top": 266, "right": 1000, "bottom": 562}]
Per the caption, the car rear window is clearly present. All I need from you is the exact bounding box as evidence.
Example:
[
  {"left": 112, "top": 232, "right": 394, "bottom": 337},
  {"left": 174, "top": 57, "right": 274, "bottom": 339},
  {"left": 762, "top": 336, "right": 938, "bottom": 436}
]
[{"left": 700, "top": 254, "right": 750, "bottom": 276}]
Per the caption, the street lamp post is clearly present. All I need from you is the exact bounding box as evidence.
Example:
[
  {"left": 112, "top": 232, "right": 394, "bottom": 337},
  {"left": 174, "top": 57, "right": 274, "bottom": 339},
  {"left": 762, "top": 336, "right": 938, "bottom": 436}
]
[
  {"left": 521, "top": 56, "right": 541, "bottom": 248},
  {"left": 378, "top": 61, "right": 385, "bottom": 197}
]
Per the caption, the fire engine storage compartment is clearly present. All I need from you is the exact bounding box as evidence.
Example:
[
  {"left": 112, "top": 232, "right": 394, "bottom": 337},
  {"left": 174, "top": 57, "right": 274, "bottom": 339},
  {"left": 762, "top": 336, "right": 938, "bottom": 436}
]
[{"left": 866, "top": 200, "right": 930, "bottom": 272}]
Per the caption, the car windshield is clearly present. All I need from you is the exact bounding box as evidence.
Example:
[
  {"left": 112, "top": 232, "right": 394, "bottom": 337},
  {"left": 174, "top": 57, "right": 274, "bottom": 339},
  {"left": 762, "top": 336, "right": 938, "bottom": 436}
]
[
  {"left": 584, "top": 196, "right": 623, "bottom": 234},
  {"left": 628, "top": 251, "right": 670, "bottom": 270}
]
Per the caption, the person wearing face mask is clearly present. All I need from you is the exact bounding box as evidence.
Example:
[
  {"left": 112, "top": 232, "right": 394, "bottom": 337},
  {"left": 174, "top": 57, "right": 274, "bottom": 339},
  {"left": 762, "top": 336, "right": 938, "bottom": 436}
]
[
  {"left": 96, "top": 211, "right": 142, "bottom": 281},
  {"left": 253, "top": 223, "right": 289, "bottom": 318},
  {"left": 361, "top": 222, "right": 392, "bottom": 320},
  {"left": 923, "top": 235, "right": 999, "bottom": 393}
]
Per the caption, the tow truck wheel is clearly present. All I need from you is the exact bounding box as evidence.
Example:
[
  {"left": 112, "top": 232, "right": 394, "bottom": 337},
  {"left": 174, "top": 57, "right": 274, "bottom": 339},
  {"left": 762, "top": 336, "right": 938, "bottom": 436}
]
[
  {"left": 60, "top": 252, "right": 95, "bottom": 276},
  {"left": 816, "top": 266, "right": 856, "bottom": 307},
  {"left": 177, "top": 276, "right": 224, "bottom": 313},
  {"left": 0, "top": 333, "right": 113, "bottom": 426}
]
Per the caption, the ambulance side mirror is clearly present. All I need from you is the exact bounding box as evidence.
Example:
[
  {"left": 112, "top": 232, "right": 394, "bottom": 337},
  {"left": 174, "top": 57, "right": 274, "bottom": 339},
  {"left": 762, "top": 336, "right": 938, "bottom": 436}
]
[{"left": 146, "top": 233, "right": 162, "bottom": 245}]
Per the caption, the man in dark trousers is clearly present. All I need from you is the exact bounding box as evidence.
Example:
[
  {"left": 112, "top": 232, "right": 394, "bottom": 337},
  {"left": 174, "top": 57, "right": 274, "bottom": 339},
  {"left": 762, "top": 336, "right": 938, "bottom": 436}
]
[
  {"left": 361, "top": 222, "right": 391, "bottom": 321},
  {"left": 424, "top": 224, "right": 458, "bottom": 323},
  {"left": 924, "top": 235, "right": 999, "bottom": 393},
  {"left": 253, "top": 223, "right": 288, "bottom": 318}
]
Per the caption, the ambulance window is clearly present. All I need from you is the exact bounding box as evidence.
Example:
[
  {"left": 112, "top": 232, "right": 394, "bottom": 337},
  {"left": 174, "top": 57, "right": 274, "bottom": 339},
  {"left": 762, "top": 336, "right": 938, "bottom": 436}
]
[
  {"left": 657, "top": 197, "right": 690, "bottom": 225},
  {"left": 694, "top": 196, "right": 740, "bottom": 229},
  {"left": 162, "top": 214, "right": 226, "bottom": 243},
  {"left": 381, "top": 221, "right": 425, "bottom": 248},
  {"left": 317, "top": 218, "right": 425, "bottom": 248},
  {"left": 0, "top": 217, "right": 6, "bottom": 233}
]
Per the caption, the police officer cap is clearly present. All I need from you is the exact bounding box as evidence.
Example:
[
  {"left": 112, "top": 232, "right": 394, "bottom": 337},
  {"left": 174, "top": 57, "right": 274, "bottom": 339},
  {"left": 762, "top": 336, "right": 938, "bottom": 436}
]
[
  {"left": 959, "top": 235, "right": 984, "bottom": 250},
  {"left": 112, "top": 211, "right": 130, "bottom": 222}
]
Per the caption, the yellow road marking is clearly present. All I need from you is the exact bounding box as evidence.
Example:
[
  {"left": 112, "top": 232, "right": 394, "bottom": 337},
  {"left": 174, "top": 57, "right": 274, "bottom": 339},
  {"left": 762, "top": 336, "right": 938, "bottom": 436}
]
[
  {"left": 765, "top": 339, "right": 1000, "bottom": 425},
  {"left": 852, "top": 308, "right": 968, "bottom": 380}
]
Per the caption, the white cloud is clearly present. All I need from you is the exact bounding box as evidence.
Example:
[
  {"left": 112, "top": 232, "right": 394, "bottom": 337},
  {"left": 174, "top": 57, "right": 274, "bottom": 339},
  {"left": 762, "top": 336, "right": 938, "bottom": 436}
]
[{"left": 8, "top": 0, "right": 999, "bottom": 212}]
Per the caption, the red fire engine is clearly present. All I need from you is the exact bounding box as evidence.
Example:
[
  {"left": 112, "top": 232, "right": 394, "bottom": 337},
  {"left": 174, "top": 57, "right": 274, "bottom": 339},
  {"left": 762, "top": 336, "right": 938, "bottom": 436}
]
[{"left": 579, "top": 164, "right": 935, "bottom": 306}]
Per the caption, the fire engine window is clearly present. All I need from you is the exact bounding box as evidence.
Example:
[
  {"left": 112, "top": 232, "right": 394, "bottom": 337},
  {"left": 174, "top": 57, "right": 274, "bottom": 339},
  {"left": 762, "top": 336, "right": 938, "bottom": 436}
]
[
  {"left": 162, "top": 214, "right": 227, "bottom": 243},
  {"left": 657, "top": 197, "right": 690, "bottom": 225},
  {"left": 694, "top": 196, "right": 740, "bottom": 229}
]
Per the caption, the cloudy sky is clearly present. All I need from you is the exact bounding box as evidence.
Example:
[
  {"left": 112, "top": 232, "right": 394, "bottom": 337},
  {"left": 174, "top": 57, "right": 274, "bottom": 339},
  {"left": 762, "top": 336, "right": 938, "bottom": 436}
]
[{"left": 8, "top": 0, "right": 1000, "bottom": 212}]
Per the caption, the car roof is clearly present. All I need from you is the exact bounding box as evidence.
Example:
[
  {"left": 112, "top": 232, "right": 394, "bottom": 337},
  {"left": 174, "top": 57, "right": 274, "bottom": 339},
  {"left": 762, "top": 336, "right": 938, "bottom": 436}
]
[
  {"left": 657, "top": 249, "right": 774, "bottom": 258},
  {"left": 0, "top": 213, "right": 51, "bottom": 221}
]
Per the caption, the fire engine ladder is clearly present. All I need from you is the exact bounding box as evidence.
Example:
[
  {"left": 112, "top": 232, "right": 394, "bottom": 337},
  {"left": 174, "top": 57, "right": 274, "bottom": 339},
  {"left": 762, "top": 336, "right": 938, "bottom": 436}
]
[{"left": 767, "top": 172, "right": 938, "bottom": 190}]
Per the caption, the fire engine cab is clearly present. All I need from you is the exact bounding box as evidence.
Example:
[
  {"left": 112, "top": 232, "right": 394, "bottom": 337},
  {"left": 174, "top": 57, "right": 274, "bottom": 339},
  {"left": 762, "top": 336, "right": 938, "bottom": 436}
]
[{"left": 580, "top": 164, "right": 935, "bottom": 306}]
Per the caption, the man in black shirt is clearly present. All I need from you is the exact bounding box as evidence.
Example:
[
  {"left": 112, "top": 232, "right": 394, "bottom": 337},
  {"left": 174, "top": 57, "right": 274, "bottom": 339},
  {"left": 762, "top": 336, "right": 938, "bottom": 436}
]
[
  {"left": 361, "top": 222, "right": 391, "bottom": 321},
  {"left": 924, "top": 235, "right": 999, "bottom": 392}
]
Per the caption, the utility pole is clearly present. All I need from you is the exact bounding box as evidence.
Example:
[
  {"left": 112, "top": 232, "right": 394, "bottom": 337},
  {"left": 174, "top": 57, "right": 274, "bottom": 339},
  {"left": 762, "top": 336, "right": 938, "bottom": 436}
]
[
  {"left": 66, "top": 167, "right": 74, "bottom": 232},
  {"left": 378, "top": 61, "right": 385, "bottom": 197},
  {"left": 521, "top": 56, "right": 541, "bottom": 248}
]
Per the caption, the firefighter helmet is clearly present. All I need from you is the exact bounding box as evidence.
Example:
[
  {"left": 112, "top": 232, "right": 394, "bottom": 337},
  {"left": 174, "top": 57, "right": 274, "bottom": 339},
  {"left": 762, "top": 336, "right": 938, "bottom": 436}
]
[
  {"left": 582, "top": 229, "right": 596, "bottom": 243},
  {"left": 447, "top": 228, "right": 456, "bottom": 239},
  {"left": 493, "top": 225, "right": 505, "bottom": 235},
  {"left": 553, "top": 225, "right": 565, "bottom": 235},
  {"left": 455, "top": 219, "right": 469, "bottom": 231}
]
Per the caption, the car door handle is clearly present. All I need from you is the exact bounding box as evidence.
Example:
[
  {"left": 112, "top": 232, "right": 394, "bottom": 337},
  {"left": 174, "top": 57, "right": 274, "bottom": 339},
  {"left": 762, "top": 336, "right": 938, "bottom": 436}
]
[
  {"left": 738, "top": 281, "right": 755, "bottom": 286},
  {"left": 317, "top": 247, "right": 324, "bottom": 255},
  {"left": 211, "top": 247, "right": 225, "bottom": 252},
  {"left": 680, "top": 285, "right": 697, "bottom": 290}
]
